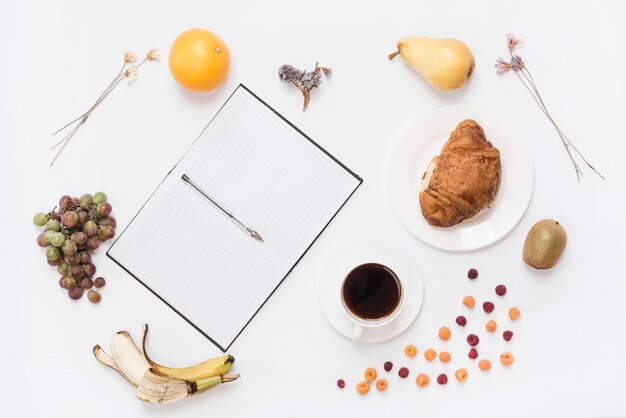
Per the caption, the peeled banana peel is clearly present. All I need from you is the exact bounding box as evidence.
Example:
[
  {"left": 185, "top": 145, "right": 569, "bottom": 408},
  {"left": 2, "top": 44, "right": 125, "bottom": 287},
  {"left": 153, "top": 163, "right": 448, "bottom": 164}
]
[{"left": 93, "top": 325, "right": 240, "bottom": 403}]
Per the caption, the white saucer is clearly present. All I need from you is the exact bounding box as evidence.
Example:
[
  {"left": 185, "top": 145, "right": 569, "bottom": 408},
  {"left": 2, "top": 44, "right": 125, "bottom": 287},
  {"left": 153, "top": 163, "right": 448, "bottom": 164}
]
[{"left": 318, "top": 240, "right": 424, "bottom": 343}]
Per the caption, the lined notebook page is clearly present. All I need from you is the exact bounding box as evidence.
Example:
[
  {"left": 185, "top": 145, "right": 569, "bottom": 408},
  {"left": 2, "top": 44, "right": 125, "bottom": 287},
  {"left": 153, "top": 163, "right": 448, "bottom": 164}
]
[{"left": 108, "top": 85, "right": 361, "bottom": 350}]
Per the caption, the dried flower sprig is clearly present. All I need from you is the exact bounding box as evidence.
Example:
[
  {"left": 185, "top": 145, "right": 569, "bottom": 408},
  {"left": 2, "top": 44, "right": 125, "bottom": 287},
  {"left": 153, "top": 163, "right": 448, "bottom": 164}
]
[
  {"left": 495, "top": 34, "right": 603, "bottom": 181},
  {"left": 278, "top": 63, "right": 332, "bottom": 111},
  {"left": 50, "top": 48, "right": 160, "bottom": 166}
]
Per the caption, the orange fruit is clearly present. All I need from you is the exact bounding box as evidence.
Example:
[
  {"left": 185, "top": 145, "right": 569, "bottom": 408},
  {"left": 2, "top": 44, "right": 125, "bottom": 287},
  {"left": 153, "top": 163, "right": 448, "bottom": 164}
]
[{"left": 169, "top": 28, "right": 230, "bottom": 92}]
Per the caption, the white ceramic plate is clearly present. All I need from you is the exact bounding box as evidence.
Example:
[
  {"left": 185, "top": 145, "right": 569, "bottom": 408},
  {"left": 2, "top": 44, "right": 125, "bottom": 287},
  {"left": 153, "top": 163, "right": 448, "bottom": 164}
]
[
  {"left": 387, "top": 105, "right": 534, "bottom": 251},
  {"left": 318, "top": 240, "right": 424, "bottom": 343}
]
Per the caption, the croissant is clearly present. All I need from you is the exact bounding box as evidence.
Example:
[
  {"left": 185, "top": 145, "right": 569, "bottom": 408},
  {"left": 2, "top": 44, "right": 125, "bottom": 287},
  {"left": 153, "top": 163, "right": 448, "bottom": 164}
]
[{"left": 419, "top": 119, "right": 501, "bottom": 228}]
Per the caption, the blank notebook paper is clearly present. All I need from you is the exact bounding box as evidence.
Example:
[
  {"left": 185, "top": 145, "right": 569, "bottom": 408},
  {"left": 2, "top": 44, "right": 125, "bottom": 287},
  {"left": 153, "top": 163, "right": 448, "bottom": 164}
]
[{"left": 108, "top": 84, "right": 362, "bottom": 351}]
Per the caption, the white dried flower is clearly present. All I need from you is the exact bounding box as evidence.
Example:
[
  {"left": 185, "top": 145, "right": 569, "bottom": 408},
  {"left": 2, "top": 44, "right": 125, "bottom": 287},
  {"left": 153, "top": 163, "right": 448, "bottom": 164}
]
[
  {"left": 124, "top": 50, "right": 137, "bottom": 63},
  {"left": 147, "top": 47, "right": 160, "bottom": 61},
  {"left": 124, "top": 66, "right": 138, "bottom": 83}
]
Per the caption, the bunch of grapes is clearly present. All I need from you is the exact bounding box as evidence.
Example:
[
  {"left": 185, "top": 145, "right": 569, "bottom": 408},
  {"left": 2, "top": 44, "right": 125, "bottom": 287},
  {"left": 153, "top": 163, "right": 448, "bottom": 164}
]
[{"left": 33, "top": 192, "right": 116, "bottom": 303}]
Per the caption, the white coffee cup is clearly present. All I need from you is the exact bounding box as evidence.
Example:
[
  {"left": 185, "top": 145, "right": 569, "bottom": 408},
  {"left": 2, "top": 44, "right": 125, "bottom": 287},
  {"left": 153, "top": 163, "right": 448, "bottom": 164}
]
[{"left": 340, "top": 263, "right": 404, "bottom": 339}]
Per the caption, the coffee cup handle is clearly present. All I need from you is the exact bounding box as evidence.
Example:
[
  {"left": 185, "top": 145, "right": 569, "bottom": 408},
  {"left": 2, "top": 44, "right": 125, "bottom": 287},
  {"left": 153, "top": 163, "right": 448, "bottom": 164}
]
[{"left": 352, "top": 323, "right": 363, "bottom": 339}]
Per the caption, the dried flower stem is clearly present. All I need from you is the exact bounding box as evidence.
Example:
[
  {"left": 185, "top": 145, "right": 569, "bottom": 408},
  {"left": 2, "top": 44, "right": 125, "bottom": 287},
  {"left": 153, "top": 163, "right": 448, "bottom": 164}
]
[
  {"left": 50, "top": 51, "right": 157, "bottom": 165},
  {"left": 496, "top": 35, "right": 603, "bottom": 181}
]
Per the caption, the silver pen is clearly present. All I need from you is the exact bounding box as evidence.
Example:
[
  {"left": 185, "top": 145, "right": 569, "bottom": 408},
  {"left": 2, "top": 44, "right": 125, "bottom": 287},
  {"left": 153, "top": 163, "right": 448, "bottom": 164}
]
[{"left": 181, "top": 174, "right": 264, "bottom": 242}]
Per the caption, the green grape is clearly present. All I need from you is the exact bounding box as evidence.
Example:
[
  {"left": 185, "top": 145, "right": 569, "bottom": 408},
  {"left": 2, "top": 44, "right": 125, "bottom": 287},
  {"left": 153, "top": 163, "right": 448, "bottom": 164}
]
[
  {"left": 36, "top": 233, "right": 49, "bottom": 248},
  {"left": 62, "top": 275, "right": 77, "bottom": 290},
  {"left": 57, "top": 261, "right": 69, "bottom": 275},
  {"left": 64, "top": 253, "right": 80, "bottom": 266},
  {"left": 96, "top": 202, "right": 112, "bottom": 217},
  {"left": 83, "top": 221, "right": 98, "bottom": 237},
  {"left": 61, "top": 211, "right": 78, "bottom": 228},
  {"left": 43, "top": 230, "right": 56, "bottom": 243},
  {"left": 51, "top": 232, "right": 65, "bottom": 247},
  {"left": 79, "top": 194, "right": 93, "bottom": 208},
  {"left": 46, "top": 246, "right": 60, "bottom": 260},
  {"left": 93, "top": 192, "right": 107, "bottom": 205},
  {"left": 87, "top": 290, "right": 102, "bottom": 303},
  {"left": 33, "top": 212, "right": 48, "bottom": 227},
  {"left": 62, "top": 239, "right": 77, "bottom": 256},
  {"left": 46, "top": 219, "right": 61, "bottom": 232},
  {"left": 59, "top": 195, "right": 72, "bottom": 210}
]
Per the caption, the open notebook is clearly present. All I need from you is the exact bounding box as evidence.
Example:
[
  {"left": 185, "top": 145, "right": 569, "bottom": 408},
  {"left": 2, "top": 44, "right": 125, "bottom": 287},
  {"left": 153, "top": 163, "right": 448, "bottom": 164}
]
[{"left": 107, "top": 85, "right": 362, "bottom": 351}]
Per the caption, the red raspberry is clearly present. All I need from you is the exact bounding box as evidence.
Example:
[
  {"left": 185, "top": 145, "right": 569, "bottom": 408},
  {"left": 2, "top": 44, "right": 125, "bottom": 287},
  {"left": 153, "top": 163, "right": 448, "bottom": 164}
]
[
  {"left": 384, "top": 361, "right": 393, "bottom": 372},
  {"left": 495, "top": 285, "right": 507, "bottom": 296},
  {"left": 468, "top": 348, "right": 478, "bottom": 359},
  {"left": 455, "top": 315, "right": 467, "bottom": 326},
  {"left": 467, "top": 334, "right": 480, "bottom": 346},
  {"left": 483, "top": 301, "right": 495, "bottom": 313},
  {"left": 398, "top": 367, "right": 409, "bottom": 378},
  {"left": 467, "top": 268, "right": 478, "bottom": 279},
  {"left": 337, "top": 379, "right": 345, "bottom": 388},
  {"left": 437, "top": 373, "right": 448, "bottom": 385},
  {"left": 503, "top": 330, "right": 513, "bottom": 341}
]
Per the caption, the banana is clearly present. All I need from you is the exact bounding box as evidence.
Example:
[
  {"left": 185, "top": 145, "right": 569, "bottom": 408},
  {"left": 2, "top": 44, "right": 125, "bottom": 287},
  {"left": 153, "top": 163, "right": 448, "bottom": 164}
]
[
  {"left": 140, "top": 324, "right": 234, "bottom": 380},
  {"left": 93, "top": 344, "right": 139, "bottom": 388},
  {"left": 136, "top": 369, "right": 240, "bottom": 404},
  {"left": 93, "top": 325, "right": 240, "bottom": 404}
]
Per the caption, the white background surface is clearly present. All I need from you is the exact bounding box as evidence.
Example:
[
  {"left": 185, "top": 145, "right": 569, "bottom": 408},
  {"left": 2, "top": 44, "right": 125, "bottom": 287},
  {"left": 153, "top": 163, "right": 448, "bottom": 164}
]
[{"left": 2, "top": 1, "right": 625, "bottom": 417}]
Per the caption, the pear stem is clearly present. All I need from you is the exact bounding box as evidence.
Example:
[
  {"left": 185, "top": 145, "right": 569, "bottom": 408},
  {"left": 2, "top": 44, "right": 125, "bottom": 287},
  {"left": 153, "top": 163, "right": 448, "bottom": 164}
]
[{"left": 387, "top": 50, "right": 400, "bottom": 60}]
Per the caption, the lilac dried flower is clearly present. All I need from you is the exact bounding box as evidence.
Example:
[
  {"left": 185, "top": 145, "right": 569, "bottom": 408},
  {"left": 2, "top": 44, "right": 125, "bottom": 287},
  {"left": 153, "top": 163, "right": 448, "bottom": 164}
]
[
  {"left": 506, "top": 33, "right": 524, "bottom": 52},
  {"left": 495, "top": 58, "right": 511, "bottom": 75},
  {"left": 278, "top": 62, "right": 332, "bottom": 111},
  {"left": 495, "top": 33, "right": 603, "bottom": 181},
  {"left": 510, "top": 55, "right": 525, "bottom": 71}
]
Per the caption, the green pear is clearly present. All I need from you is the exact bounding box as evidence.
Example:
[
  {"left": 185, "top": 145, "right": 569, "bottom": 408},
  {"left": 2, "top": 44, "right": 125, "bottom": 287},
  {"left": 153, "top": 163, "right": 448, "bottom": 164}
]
[
  {"left": 388, "top": 36, "right": 475, "bottom": 90},
  {"left": 523, "top": 219, "right": 567, "bottom": 269}
]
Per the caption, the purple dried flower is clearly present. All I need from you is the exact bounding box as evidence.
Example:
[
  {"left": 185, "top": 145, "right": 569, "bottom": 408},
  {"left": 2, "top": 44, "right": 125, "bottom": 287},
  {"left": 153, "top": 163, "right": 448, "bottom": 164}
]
[
  {"left": 495, "top": 58, "right": 511, "bottom": 75},
  {"left": 510, "top": 55, "right": 525, "bottom": 71},
  {"left": 278, "top": 62, "right": 332, "bottom": 111},
  {"left": 506, "top": 33, "right": 524, "bottom": 52}
]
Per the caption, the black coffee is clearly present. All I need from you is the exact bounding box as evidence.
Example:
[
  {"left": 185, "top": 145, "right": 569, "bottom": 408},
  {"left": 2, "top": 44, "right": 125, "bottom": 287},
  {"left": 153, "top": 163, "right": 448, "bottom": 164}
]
[{"left": 342, "top": 263, "right": 401, "bottom": 320}]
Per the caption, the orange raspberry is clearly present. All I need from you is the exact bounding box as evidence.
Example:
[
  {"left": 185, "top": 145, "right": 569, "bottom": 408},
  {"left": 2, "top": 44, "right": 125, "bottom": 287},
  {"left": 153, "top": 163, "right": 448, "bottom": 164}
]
[
  {"left": 404, "top": 344, "right": 417, "bottom": 357},
  {"left": 462, "top": 295, "right": 476, "bottom": 308},
  {"left": 364, "top": 368, "right": 377, "bottom": 382},
  {"left": 356, "top": 381, "right": 370, "bottom": 395},
  {"left": 439, "top": 351, "right": 451, "bottom": 363},
  {"left": 509, "top": 307, "right": 521, "bottom": 320},
  {"left": 455, "top": 368, "right": 468, "bottom": 382},
  {"left": 424, "top": 348, "right": 437, "bottom": 361},
  {"left": 415, "top": 373, "right": 430, "bottom": 388},
  {"left": 500, "top": 352, "right": 514, "bottom": 366},
  {"left": 438, "top": 326, "right": 451, "bottom": 341},
  {"left": 486, "top": 319, "right": 497, "bottom": 332},
  {"left": 478, "top": 359, "right": 491, "bottom": 371},
  {"left": 375, "top": 379, "right": 388, "bottom": 391}
]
